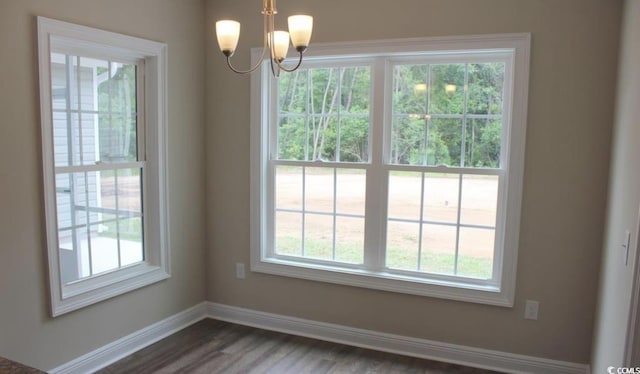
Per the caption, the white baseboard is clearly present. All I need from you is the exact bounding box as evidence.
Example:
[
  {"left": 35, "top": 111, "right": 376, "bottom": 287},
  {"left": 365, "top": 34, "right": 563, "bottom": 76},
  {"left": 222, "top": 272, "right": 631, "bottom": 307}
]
[
  {"left": 206, "top": 302, "right": 589, "bottom": 374},
  {"left": 48, "top": 301, "right": 589, "bottom": 374},
  {"left": 48, "top": 302, "right": 209, "bottom": 374}
]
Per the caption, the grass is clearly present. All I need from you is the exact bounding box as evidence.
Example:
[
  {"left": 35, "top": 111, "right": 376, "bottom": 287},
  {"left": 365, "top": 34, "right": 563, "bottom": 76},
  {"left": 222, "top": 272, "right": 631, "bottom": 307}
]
[
  {"left": 276, "top": 236, "right": 364, "bottom": 264},
  {"left": 100, "top": 217, "right": 143, "bottom": 242},
  {"left": 275, "top": 235, "right": 492, "bottom": 279}
]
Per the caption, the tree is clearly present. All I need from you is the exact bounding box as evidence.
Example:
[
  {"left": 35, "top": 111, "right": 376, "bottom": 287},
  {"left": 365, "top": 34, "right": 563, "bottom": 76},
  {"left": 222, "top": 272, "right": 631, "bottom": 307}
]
[{"left": 275, "top": 61, "right": 504, "bottom": 168}]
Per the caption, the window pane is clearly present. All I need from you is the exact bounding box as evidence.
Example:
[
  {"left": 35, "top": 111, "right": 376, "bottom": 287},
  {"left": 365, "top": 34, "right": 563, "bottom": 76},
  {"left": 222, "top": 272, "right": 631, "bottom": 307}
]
[
  {"left": 423, "top": 174, "right": 459, "bottom": 224},
  {"left": 88, "top": 224, "right": 121, "bottom": 276},
  {"left": 62, "top": 110, "right": 97, "bottom": 166},
  {"left": 335, "top": 217, "right": 364, "bottom": 264},
  {"left": 336, "top": 169, "right": 366, "bottom": 216},
  {"left": 390, "top": 116, "right": 424, "bottom": 165},
  {"left": 79, "top": 57, "right": 105, "bottom": 111},
  {"left": 119, "top": 217, "right": 143, "bottom": 266},
  {"left": 52, "top": 111, "right": 73, "bottom": 167},
  {"left": 97, "top": 61, "right": 138, "bottom": 162},
  {"left": 428, "top": 64, "right": 465, "bottom": 115},
  {"left": 388, "top": 171, "right": 422, "bottom": 221},
  {"left": 276, "top": 166, "right": 303, "bottom": 211},
  {"left": 308, "top": 116, "right": 337, "bottom": 161},
  {"left": 304, "top": 214, "right": 334, "bottom": 261},
  {"left": 116, "top": 168, "right": 142, "bottom": 216},
  {"left": 392, "top": 64, "right": 428, "bottom": 115},
  {"left": 339, "top": 116, "right": 369, "bottom": 162},
  {"left": 116, "top": 168, "right": 144, "bottom": 266},
  {"left": 427, "top": 118, "right": 462, "bottom": 167},
  {"left": 55, "top": 173, "right": 73, "bottom": 228},
  {"left": 458, "top": 227, "right": 494, "bottom": 279},
  {"left": 310, "top": 68, "right": 339, "bottom": 114},
  {"left": 341, "top": 66, "right": 370, "bottom": 114},
  {"left": 275, "top": 211, "right": 302, "bottom": 257},
  {"left": 51, "top": 53, "right": 68, "bottom": 110},
  {"left": 74, "top": 227, "right": 91, "bottom": 279},
  {"left": 80, "top": 114, "right": 98, "bottom": 164},
  {"left": 421, "top": 224, "right": 457, "bottom": 275},
  {"left": 460, "top": 175, "right": 498, "bottom": 227},
  {"left": 305, "top": 167, "right": 334, "bottom": 213},
  {"left": 58, "top": 229, "right": 76, "bottom": 284},
  {"left": 278, "top": 116, "right": 307, "bottom": 161},
  {"left": 57, "top": 172, "right": 87, "bottom": 228},
  {"left": 464, "top": 119, "right": 502, "bottom": 168},
  {"left": 386, "top": 221, "right": 419, "bottom": 271},
  {"left": 68, "top": 56, "right": 81, "bottom": 111},
  {"left": 467, "top": 62, "right": 505, "bottom": 115},
  {"left": 279, "top": 69, "right": 307, "bottom": 114}
]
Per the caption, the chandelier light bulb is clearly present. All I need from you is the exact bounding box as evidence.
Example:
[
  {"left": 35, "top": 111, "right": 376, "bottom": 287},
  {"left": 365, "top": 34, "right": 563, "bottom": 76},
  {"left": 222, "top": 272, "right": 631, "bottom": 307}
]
[
  {"left": 215, "top": 20, "right": 240, "bottom": 56},
  {"left": 288, "top": 15, "right": 313, "bottom": 51},
  {"left": 268, "top": 31, "right": 290, "bottom": 62}
]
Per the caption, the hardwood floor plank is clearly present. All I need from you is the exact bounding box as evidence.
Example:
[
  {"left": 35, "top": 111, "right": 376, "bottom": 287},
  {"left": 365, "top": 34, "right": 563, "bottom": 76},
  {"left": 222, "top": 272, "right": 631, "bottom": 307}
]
[{"left": 98, "top": 319, "right": 502, "bottom": 374}]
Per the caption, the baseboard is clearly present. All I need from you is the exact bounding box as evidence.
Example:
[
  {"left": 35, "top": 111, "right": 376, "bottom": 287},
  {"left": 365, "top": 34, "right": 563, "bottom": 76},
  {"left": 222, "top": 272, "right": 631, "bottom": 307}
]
[
  {"left": 206, "top": 302, "right": 589, "bottom": 374},
  {"left": 48, "top": 301, "right": 589, "bottom": 374},
  {"left": 48, "top": 302, "right": 209, "bottom": 374}
]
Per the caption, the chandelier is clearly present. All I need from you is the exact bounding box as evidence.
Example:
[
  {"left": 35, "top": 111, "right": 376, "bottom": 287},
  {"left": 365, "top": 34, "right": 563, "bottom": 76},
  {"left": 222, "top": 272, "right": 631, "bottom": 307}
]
[{"left": 215, "top": 0, "right": 313, "bottom": 77}]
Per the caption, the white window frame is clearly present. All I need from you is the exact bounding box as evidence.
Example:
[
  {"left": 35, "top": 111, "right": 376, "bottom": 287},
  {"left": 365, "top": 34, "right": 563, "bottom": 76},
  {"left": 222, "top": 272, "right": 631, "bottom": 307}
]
[
  {"left": 251, "top": 34, "right": 530, "bottom": 307},
  {"left": 37, "top": 17, "right": 170, "bottom": 317}
]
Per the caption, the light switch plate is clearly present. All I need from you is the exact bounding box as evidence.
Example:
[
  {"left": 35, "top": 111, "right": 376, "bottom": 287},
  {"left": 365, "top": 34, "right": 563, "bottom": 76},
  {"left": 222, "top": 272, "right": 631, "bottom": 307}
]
[{"left": 525, "top": 300, "right": 539, "bottom": 320}]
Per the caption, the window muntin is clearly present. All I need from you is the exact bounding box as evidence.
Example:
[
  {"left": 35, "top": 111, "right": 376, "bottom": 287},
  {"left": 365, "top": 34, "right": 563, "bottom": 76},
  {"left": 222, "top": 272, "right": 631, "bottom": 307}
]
[
  {"left": 38, "top": 17, "right": 169, "bottom": 316},
  {"left": 253, "top": 35, "right": 529, "bottom": 306}
]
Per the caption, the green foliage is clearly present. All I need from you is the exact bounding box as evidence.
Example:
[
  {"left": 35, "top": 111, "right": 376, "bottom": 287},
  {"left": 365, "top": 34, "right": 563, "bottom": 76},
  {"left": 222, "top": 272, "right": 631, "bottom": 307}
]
[
  {"left": 278, "top": 66, "right": 370, "bottom": 162},
  {"left": 389, "top": 62, "right": 505, "bottom": 167},
  {"left": 276, "top": 62, "right": 504, "bottom": 168}
]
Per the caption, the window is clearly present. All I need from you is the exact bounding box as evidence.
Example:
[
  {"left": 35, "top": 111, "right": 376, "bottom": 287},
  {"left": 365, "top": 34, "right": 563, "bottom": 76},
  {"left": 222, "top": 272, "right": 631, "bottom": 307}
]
[
  {"left": 38, "top": 17, "right": 169, "bottom": 316},
  {"left": 251, "top": 34, "right": 530, "bottom": 306}
]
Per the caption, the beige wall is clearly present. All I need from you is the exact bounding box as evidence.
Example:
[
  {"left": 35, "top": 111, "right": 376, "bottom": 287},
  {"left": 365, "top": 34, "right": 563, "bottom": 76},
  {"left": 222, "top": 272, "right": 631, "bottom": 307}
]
[
  {"left": 0, "top": 0, "right": 207, "bottom": 370},
  {"left": 592, "top": 0, "right": 640, "bottom": 370},
  {"left": 205, "top": 0, "right": 622, "bottom": 364}
]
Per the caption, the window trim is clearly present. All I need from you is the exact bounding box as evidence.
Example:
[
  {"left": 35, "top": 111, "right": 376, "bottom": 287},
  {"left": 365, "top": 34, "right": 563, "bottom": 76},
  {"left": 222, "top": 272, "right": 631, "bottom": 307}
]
[
  {"left": 251, "top": 33, "right": 530, "bottom": 307},
  {"left": 37, "top": 17, "right": 170, "bottom": 317}
]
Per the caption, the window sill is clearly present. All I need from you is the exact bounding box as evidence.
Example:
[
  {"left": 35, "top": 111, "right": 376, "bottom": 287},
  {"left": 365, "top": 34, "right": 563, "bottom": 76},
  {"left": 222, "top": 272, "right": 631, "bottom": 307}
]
[
  {"left": 251, "top": 256, "right": 513, "bottom": 307},
  {"left": 52, "top": 263, "right": 170, "bottom": 317}
]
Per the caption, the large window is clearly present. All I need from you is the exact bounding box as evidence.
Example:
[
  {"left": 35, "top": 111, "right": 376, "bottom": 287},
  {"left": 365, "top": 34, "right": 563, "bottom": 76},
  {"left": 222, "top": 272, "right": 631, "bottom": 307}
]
[
  {"left": 252, "top": 35, "right": 530, "bottom": 306},
  {"left": 38, "top": 17, "right": 169, "bottom": 316}
]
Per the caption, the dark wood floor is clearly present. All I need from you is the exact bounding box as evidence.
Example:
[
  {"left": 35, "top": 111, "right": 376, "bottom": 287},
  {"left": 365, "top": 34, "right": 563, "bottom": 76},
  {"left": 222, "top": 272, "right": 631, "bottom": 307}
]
[{"left": 98, "top": 319, "right": 501, "bottom": 374}]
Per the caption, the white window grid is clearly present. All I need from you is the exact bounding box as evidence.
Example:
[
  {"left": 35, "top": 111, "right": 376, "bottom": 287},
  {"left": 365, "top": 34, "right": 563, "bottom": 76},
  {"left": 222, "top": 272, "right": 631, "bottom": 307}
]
[
  {"left": 251, "top": 34, "right": 530, "bottom": 307},
  {"left": 52, "top": 52, "right": 146, "bottom": 280},
  {"left": 266, "top": 53, "right": 511, "bottom": 286}
]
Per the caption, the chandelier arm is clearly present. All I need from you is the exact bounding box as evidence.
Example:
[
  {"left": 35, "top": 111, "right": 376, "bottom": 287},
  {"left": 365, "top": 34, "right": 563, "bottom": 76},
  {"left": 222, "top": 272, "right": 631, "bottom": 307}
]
[
  {"left": 224, "top": 53, "right": 265, "bottom": 74},
  {"left": 222, "top": 12, "right": 271, "bottom": 75},
  {"left": 273, "top": 50, "right": 304, "bottom": 73}
]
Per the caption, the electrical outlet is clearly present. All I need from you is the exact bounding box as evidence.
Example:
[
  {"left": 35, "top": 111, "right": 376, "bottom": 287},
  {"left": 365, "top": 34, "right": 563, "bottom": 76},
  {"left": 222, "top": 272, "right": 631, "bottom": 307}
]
[
  {"left": 236, "top": 262, "right": 246, "bottom": 279},
  {"left": 525, "top": 300, "right": 539, "bottom": 320}
]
